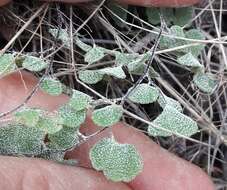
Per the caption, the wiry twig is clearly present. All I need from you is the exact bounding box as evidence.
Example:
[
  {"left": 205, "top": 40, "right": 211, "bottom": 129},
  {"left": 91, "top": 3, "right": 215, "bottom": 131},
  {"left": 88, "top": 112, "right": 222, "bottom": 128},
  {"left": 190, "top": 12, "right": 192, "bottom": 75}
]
[{"left": 121, "top": 17, "right": 164, "bottom": 105}]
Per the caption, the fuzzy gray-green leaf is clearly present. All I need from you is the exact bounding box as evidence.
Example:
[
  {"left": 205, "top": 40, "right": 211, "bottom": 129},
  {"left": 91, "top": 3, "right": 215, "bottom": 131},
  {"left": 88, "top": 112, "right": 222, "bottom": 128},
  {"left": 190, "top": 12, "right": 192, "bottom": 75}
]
[
  {"left": 84, "top": 47, "right": 105, "bottom": 64},
  {"left": 193, "top": 72, "right": 218, "bottom": 94},
  {"left": 75, "top": 37, "right": 92, "bottom": 52},
  {"left": 160, "top": 25, "right": 186, "bottom": 51},
  {"left": 78, "top": 70, "right": 104, "bottom": 84},
  {"left": 49, "top": 28, "right": 70, "bottom": 48},
  {"left": 69, "top": 90, "right": 92, "bottom": 111},
  {"left": 185, "top": 29, "right": 205, "bottom": 57},
  {"left": 48, "top": 127, "right": 79, "bottom": 151},
  {"left": 158, "top": 94, "right": 182, "bottom": 112},
  {"left": 99, "top": 66, "right": 126, "bottom": 79},
  {"left": 92, "top": 105, "right": 123, "bottom": 127},
  {"left": 40, "top": 78, "right": 63, "bottom": 96},
  {"left": 115, "top": 52, "right": 136, "bottom": 66},
  {"left": 148, "top": 105, "right": 198, "bottom": 137},
  {"left": 177, "top": 52, "right": 202, "bottom": 68},
  {"left": 36, "top": 116, "right": 63, "bottom": 134},
  {"left": 22, "top": 56, "right": 48, "bottom": 72},
  {"left": 0, "top": 125, "right": 45, "bottom": 155},
  {"left": 172, "top": 7, "right": 193, "bottom": 26},
  {"left": 0, "top": 53, "right": 16, "bottom": 75},
  {"left": 89, "top": 138, "right": 143, "bottom": 182},
  {"left": 59, "top": 105, "right": 86, "bottom": 128},
  {"left": 14, "top": 108, "right": 41, "bottom": 127},
  {"left": 128, "top": 84, "right": 159, "bottom": 104}
]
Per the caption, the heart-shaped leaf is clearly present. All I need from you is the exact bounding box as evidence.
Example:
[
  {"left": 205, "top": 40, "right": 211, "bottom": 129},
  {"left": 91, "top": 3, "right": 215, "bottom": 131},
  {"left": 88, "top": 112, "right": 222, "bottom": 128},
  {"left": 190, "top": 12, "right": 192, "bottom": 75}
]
[
  {"left": 89, "top": 137, "right": 143, "bottom": 182},
  {"left": 160, "top": 25, "right": 186, "bottom": 51}
]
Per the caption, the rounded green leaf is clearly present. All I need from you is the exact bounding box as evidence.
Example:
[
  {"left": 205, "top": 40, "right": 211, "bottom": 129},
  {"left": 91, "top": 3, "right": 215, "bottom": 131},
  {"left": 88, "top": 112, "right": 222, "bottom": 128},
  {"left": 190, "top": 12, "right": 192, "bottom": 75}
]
[
  {"left": 99, "top": 66, "right": 126, "bottom": 79},
  {"left": 47, "top": 127, "right": 79, "bottom": 151},
  {"left": 177, "top": 52, "right": 202, "bottom": 68},
  {"left": 49, "top": 28, "right": 70, "bottom": 48},
  {"left": 158, "top": 94, "right": 182, "bottom": 112},
  {"left": 92, "top": 105, "right": 123, "bottom": 127},
  {"left": 78, "top": 70, "right": 104, "bottom": 84},
  {"left": 115, "top": 52, "right": 137, "bottom": 66},
  {"left": 148, "top": 105, "right": 198, "bottom": 137},
  {"left": 128, "top": 84, "right": 159, "bottom": 104},
  {"left": 22, "top": 55, "right": 48, "bottom": 72},
  {"left": 40, "top": 77, "right": 63, "bottom": 96},
  {"left": 193, "top": 72, "right": 218, "bottom": 94},
  {"left": 146, "top": 7, "right": 161, "bottom": 25},
  {"left": 84, "top": 47, "right": 105, "bottom": 64},
  {"left": 89, "top": 138, "right": 143, "bottom": 182},
  {"left": 185, "top": 29, "right": 205, "bottom": 57},
  {"left": 172, "top": 7, "right": 193, "bottom": 26},
  {"left": 36, "top": 116, "right": 63, "bottom": 134},
  {"left": 14, "top": 108, "right": 41, "bottom": 127},
  {"left": 69, "top": 90, "right": 92, "bottom": 111},
  {"left": 0, "top": 53, "right": 16, "bottom": 75},
  {"left": 160, "top": 25, "right": 186, "bottom": 51},
  {"left": 59, "top": 105, "right": 86, "bottom": 128},
  {"left": 0, "top": 125, "right": 45, "bottom": 155}
]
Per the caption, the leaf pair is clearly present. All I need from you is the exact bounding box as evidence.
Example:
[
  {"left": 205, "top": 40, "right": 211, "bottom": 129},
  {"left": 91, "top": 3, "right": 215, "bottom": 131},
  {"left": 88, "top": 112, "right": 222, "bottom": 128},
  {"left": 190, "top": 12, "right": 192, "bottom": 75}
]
[
  {"left": 78, "top": 66, "right": 126, "bottom": 84},
  {"left": 15, "top": 108, "right": 63, "bottom": 134},
  {"left": 160, "top": 26, "right": 205, "bottom": 57}
]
